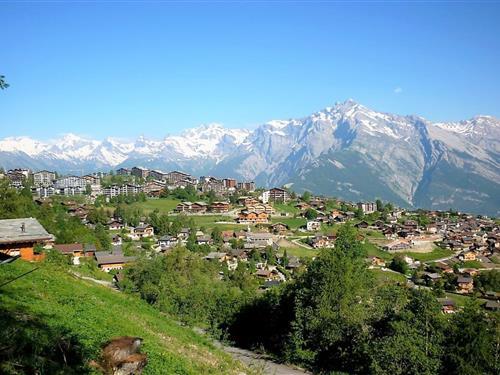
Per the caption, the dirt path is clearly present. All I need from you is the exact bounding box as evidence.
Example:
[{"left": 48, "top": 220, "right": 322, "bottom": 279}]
[{"left": 217, "top": 344, "right": 310, "bottom": 375}]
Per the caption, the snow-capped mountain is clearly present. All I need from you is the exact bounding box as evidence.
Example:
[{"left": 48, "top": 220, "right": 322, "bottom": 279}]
[{"left": 1, "top": 101, "right": 499, "bottom": 215}]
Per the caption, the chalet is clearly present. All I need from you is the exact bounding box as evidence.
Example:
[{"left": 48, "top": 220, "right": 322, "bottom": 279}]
[
  {"left": 434, "top": 261, "right": 453, "bottom": 273},
  {"left": 158, "top": 235, "right": 178, "bottom": 250},
  {"left": 0, "top": 218, "right": 53, "bottom": 261},
  {"left": 108, "top": 220, "right": 124, "bottom": 231},
  {"left": 246, "top": 232, "right": 274, "bottom": 247},
  {"left": 196, "top": 235, "right": 213, "bottom": 245},
  {"left": 457, "top": 276, "right": 474, "bottom": 294},
  {"left": 295, "top": 202, "right": 310, "bottom": 211},
  {"left": 437, "top": 298, "right": 456, "bottom": 314},
  {"left": 128, "top": 224, "right": 154, "bottom": 240},
  {"left": 286, "top": 256, "right": 301, "bottom": 270},
  {"left": 367, "top": 256, "right": 386, "bottom": 267},
  {"left": 403, "top": 220, "right": 419, "bottom": 231},
  {"left": 174, "top": 201, "right": 208, "bottom": 214},
  {"left": 355, "top": 221, "right": 369, "bottom": 229},
  {"left": 383, "top": 240, "right": 412, "bottom": 252},
  {"left": 238, "top": 196, "right": 259, "bottom": 206},
  {"left": 423, "top": 272, "right": 442, "bottom": 284},
  {"left": 237, "top": 210, "right": 269, "bottom": 224},
  {"left": 204, "top": 252, "right": 228, "bottom": 262},
  {"left": 83, "top": 243, "right": 96, "bottom": 257},
  {"left": 306, "top": 220, "right": 321, "bottom": 231},
  {"left": 94, "top": 250, "right": 136, "bottom": 272},
  {"left": 270, "top": 222, "right": 289, "bottom": 235},
  {"left": 112, "top": 234, "right": 123, "bottom": 246},
  {"left": 485, "top": 300, "right": 500, "bottom": 311},
  {"left": 460, "top": 250, "right": 477, "bottom": 261},
  {"left": 310, "top": 235, "right": 335, "bottom": 249},
  {"left": 53, "top": 243, "right": 85, "bottom": 257},
  {"left": 209, "top": 201, "right": 230, "bottom": 213},
  {"left": 245, "top": 203, "right": 275, "bottom": 214},
  {"left": 143, "top": 181, "right": 165, "bottom": 197},
  {"left": 178, "top": 228, "right": 191, "bottom": 240}
]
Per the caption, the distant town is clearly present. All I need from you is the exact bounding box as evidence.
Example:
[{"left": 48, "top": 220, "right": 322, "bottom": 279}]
[{"left": 0, "top": 165, "right": 499, "bottom": 313}]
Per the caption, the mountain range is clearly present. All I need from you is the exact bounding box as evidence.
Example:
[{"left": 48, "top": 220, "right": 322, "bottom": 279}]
[{"left": 1, "top": 100, "right": 499, "bottom": 216}]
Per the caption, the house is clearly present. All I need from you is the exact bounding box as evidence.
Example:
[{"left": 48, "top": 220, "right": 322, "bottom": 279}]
[
  {"left": 460, "top": 251, "right": 477, "bottom": 261},
  {"left": 295, "top": 202, "right": 310, "bottom": 211},
  {"left": 367, "top": 256, "right": 386, "bottom": 267},
  {"left": 157, "top": 235, "right": 178, "bottom": 250},
  {"left": 485, "top": 300, "right": 500, "bottom": 311},
  {"left": 270, "top": 222, "right": 289, "bottom": 235},
  {"left": 209, "top": 201, "right": 230, "bottom": 213},
  {"left": 423, "top": 272, "right": 442, "bottom": 284},
  {"left": 178, "top": 228, "right": 191, "bottom": 240},
  {"left": 355, "top": 221, "right": 369, "bottom": 229},
  {"left": 437, "top": 298, "right": 456, "bottom": 314},
  {"left": 457, "top": 276, "right": 474, "bottom": 294},
  {"left": 237, "top": 210, "right": 269, "bottom": 224},
  {"left": 108, "top": 220, "right": 124, "bottom": 231},
  {"left": 112, "top": 234, "right": 122, "bottom": 246},
  {"left": 196, "top": 235, "right": 213, "bottom": 245},
  {"left": 383, "top": 240, "right": 412, "bottom": 252},
  {"left": 53, "top": 243, "right": 84, "bottom": 257},
  {"left": 174, "top": 201, "right": 208, "bottom": 214},
  {"left": 306, "top": 220, "right": 321, "bottom": 231},
  {"left": 245, "top": 203, "right": 275, "bottom": 214},
  {"left": 128, "top": 224, "right": 154, "bottom": 240},
  {"left": 94, "top": 250, "right": 136, "bottom": 272},
  {"left": 434, "top": 261, "right": 453, "bottom": 273},
  {"left": 310, "top": 235, "right": 335, "bottom": 248},
  {"left": 246, "top": 232, "right": 274, "bottom": 247},
  {"left": 204, "top": 252, "right": 228, "bottom": 262},
  {"left": 0, "top": 218, "right": 54, "bottom": 261}
]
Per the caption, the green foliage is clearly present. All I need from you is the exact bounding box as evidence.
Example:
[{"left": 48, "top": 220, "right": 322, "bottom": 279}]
[
  {"left": 288, "top": 225, "right": 372, "bottom": 371},
  {"left": 475, "top": 270, "right": 500, "bottom": 292},
  {"left": 301, "top": 191, "right": 311, "bottom": 203},
  {"left": 444, "top": 300, "right": 500, "bottom": 374},
  {"left": 304, "top": 208, "right": 318, "bottom": 220},
  {"left": 122, "top": 248, "right": 255, "bottom": 328},
  {"left": 0, "top": 261, "right": 246, "bottom": 374},
  {"left": 370, "top": 290, "right": 445, "bottom": 375},
  {"left": 389, "top": 255, "right": 409, "bottom": 274}
]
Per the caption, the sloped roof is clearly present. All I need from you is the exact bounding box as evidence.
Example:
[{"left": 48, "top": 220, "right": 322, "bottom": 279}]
[{"left": 0, "top": 218, "right": 54, "bottom": 244}]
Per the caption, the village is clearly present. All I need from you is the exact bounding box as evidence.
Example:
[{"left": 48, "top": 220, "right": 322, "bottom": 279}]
[{"left": 0, "top": 166, "right": 499, "bottom": 314}]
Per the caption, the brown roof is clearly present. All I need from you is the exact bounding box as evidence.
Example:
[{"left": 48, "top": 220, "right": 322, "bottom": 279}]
[{"left": 54, "top": 243, "right": 83, "bottom": 254}]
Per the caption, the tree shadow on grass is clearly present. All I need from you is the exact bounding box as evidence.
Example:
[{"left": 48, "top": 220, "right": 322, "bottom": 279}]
[{"left": 0, "top": 301, "right": 91, "bottom": 374}]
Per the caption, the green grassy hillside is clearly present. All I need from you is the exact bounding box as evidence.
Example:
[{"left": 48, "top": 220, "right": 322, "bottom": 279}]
[{"left": 0, "top": 260, "right": 250, "bottom": 375}]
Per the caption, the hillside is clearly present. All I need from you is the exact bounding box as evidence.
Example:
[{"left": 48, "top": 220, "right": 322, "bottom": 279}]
[{"left": 0, "top": 260, "right": 250, "bottom": 375}]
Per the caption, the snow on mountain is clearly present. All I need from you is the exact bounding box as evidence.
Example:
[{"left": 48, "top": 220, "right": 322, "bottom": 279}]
[{"left": 0, "top": 100, "right": 498, "bottom": 215}]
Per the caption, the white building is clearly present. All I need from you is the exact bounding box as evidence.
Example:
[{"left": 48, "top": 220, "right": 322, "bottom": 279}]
[
  {"left": 306, "top": 220, "right": 321, "bottom": 231},
  {"left": 33, "top": 170, "right": 56, "bottom": 187},
  {"left": 259, "top": 190, "right": 270, "bottom": 204},
  {"left": 55, "top": 176, "right": 87, "bottom": 189}
]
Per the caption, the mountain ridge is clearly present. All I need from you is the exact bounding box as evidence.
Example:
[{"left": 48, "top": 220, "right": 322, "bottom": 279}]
[{"left": 1, "top": 100, "right": 499, "bottom": 215}]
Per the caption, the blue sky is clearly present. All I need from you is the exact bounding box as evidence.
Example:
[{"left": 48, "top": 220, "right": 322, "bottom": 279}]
[{"left": 1, "top": 1, "right": 499, "bottom": 139}]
